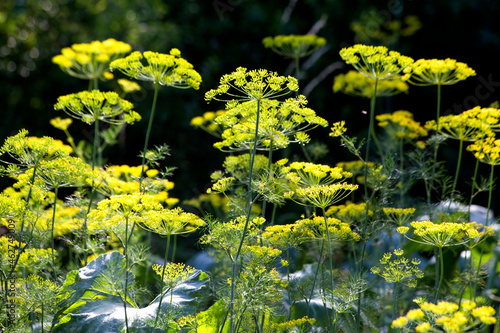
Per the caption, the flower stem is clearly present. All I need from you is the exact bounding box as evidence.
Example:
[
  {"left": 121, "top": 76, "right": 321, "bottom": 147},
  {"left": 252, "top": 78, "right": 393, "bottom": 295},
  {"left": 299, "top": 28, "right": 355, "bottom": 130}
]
[
  {"left": 50, "top": 186, "right": 59, "bottom": 279},
  {"left": 434, "top": 246, "right": 444, "bottom": 301},
  {"left": 154, "top": 234, "right": 171, "bottom": 331},
  {"left": 356, "top": 77, "right": 378, "bottom": 331},
  {"left": 468, "top": 159, "right": 480, "bottom": 220},
  {"left": 230, "top": 99, "right": 262, "bottom": 333},
  {"left": 322, "top": 209, "right": 335, "bottom": 333},
  {"left": 140, "top": 82, "right": 160, "bottom": 191},
  {"left": 428, "top": 84, "right": 442, "bottom": 219},
  {"left": 123, "top": 216, "right": 130, "bottom": 333},
  {"left": 451, "top": 139, "right": 464, "bottom": 203}
]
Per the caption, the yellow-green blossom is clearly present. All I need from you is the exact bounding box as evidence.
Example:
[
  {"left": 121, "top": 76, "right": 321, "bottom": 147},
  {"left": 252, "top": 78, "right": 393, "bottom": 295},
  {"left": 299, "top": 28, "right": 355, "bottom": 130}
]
[
  {"left": 283, "top": 161, "right": 353, "bottom": 187},
  {"left": 138, "top": 207, "right": 205, "bottom": 236},
  {"left": 262, "top": 34, "right": 326, "bottom": 59},
  {"left": 377, "top": 111, "right": 428, "bottom": 140},
  {"left": 334, "top": 70, "right": 409, "bottom": 98},
  {"left": 383, "top": 207, "right": 416, "bottom": 226},
  {"left": 296, "top": 215, "right": 360, "bottom": 242},
  {"left": 402, "top": 58, "right": 476, "bottom": 86},
  {"left": 426, "top": 107, "right": 496, "bottom": 142},
  {"left": 52, "top": 38, "right": 132, "bottom": 80},
  {"left": 190, "top": 110, "right": 227, "bottom": 138},
  {"left": 54, "top": 90, "right": 140, "bottom": 125},
  {"left": 152, "top": 262, "right": 196, "bottom": 289},
  {"left": 339, "top": 44, "right": 414, "bottom": 80},
  {"left": 393, "top": 300, "right": 496, "bottom": 332},
  {"left": 110, "top": 49, "right": 202, "bottom": 89},
  {"left": 370, "top": 249, "right": 423, "bottom": 287},
  {"left": 398, "top": 220, "right": 492, "bottom": 248},
  {"left": 212, "top": 97, "right": 328, "bottom": 151},
  {"left": 467, "top": 136, "right": 500, "bottom": 165},
  {"left": 326, "top": 202, "right": 373, "bottom": 224}
]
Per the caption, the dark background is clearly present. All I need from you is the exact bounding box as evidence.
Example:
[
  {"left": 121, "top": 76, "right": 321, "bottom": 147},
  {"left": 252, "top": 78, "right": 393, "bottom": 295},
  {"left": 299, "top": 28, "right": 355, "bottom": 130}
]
[{"left": 1, "top": 0, "right": 499, "bottom": 215}]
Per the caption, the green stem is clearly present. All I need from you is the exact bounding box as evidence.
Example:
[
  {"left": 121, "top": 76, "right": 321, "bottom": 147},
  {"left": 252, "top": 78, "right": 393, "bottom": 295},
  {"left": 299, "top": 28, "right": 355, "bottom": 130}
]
[
  {"left": 230, "top": 99, "right": 262, "bottom": 333},
  {"left": 428, "top": 84, "right": 442, "bottom": 219},
  {"left": 322, "top": 209, "right": 335, "bottom": 333},
  {"left": 468, "top": 159, "right": 480, "bottom": 220},
  {"left": 434, "top": 247, "right": 444, "bottom": 301},
  {"left": 486, "top": 164, "right": 494, "bottom": 227},
  {"left": 357, "top": 79, "right": 378, "bottom": 331},
  {"left": 50, "top": 186, "right": 59, "bottom": 279},
  {"left": 451, "top": 139, "right": 464, "bottom": 202},
  {"left": 123, "top": 216, "right": 130, "bottom": 333},
  {"left": 391, "top": 282, "right": 399, "bottom": 324},
  {"left": 307, "top": 238, "right": 325, "bottom": 318},
  {"left": 399, "top": 138, "right": 404, "bottom": 207},
  {"left": 140, "top": 82, "right": 160, "bottom": 191},
  {"left": 154, "top": 234, "right": 171, "bottom": 331},
  {"left": 140, "top": 82, "right": 160, "bottom": 288}
]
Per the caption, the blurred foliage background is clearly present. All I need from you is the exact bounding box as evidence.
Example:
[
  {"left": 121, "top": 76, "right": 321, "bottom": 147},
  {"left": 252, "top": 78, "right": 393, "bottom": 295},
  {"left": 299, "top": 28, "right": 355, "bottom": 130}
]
[{"left": 1, "top": 0, "right": 500, "bottom": 212}]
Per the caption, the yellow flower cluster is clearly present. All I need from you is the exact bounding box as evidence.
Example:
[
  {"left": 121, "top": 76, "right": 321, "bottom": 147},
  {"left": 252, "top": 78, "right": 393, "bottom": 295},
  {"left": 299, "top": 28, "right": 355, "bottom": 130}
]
[
  {"left": 52, "top": 38, "right": 131, "bottom": 80},
  {"left": 299, "top": 215, "right": 360, "bottom": 242},
  {"left": 326, "top": 201, "right": 373, "bottom": 223},
  {"left": 138, "top": 207, "right": 205, "bottom": 237},
  {"left": 92, "top": 165, "right": 178, "bottom": 206},
  {"left": 333, "top": 70, "right": 409, "bottom": 98},
  {"left": 283, "top": 161, "right": 353, "bottom": 187},
  {"left": 392, "top": 300, "right": 496, "bottom": 332},
  {"left": 426, "top": 107, "right": 498, "bottom": 142},
  {"left": 370, "top": 248, "right": 423, "bottom": 287},
  {"left": 261, "top": 220, "right": 315, "bottom": 250},
  {"left": 398, "top": 220, "right": 494, "bottom": 248},
  {"left": 110, "top": 49, "right": 202, "bottom": 89},
  {"left": 190, "top": 110, "right": 227, "bottom": 138},
  {"left": 383, "top": 207, "right": 416, "bottom": 226},
  {"left": 339, "top": 44, "right": 414, "bottom": 80},
  {"left": 402, "top": 58, "right": 476, "bottom": 86},
  {"left": 54, "top": 90, "right": 140, "bottom": 125},
  {"left": 205, "top": 67, "right": 298, "bottom": 105},
  {"left": 262, "top": 34, "right": 327, "bottom": 59},
  {"left": 0, "top": 238, "right": 54, "bottom": 273},
  {"left": 377, "top": 110, "right": 428, "bottom": 140},
  {"left": 50, "top": 117, "right": 73, "bottom": 131},
  {"left": 467, "top": 136, "right": 500, "bottom": 165},
  {"left": 152, "top": 262, "right": 196, "bottom": 289},
  {"left": 211, "top": 96, "right": 327, "bottom": 151}
]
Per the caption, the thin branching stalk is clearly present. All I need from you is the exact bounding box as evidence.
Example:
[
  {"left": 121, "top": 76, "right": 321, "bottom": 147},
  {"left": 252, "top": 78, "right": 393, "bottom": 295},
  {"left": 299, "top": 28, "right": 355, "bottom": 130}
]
[
  {"left": 467, "top": 159, "right": 480, "bottom": 220},
  {"left": 428, "top": 84, "right": 442, "bottom": 219},
  {"left": 123, "top": 215, "right": 130, "bottom": 333},
  {"left": 50, "top": 186, "right": 59, "bottom": 278},
  {"left": 321, "top": 209, "right": 335, "bottom": 333},
  {"left": 356, "top": 78, "right": 378, "bottom": 331},
  {"left": 434, "top": 247, "right": 444, "bottom": 301},
  {"left": 230, "top": 98, "right": 262, "bottom": 333},
  {"left": 154, "top": 234, "right": 171, "bottom": 331}
]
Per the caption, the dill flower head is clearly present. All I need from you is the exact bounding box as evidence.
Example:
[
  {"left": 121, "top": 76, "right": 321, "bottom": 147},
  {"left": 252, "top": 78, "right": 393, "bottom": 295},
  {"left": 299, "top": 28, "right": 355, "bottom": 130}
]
[
  {"left": 426, "top": 107, "right": 495, "bottom": 142},
  {"left": 285, "top": 183, "right": 359, "bottom": 209},
  {"left": 467, "top": 136, "right": 500, "bottom": 165},
  {"left": 299, "top": 215, "right": 360, "bottom": 242},
  {"left": 283, "top": 161, "right": 353, "bottom": 187},
  {"left": 262, "top": 34, "right": 327, "bottom": 59},
  {"left": 190, "top": 110, "right": 227, "bottom": 138},
  {"left": 326, "top": 201, "right": 373, "bottom": 223},
  {"left": 339, "top": 44, "right": 414, "bottom": 80},
  {"left": 205, "top": 67, "right": 298, "bottom": 105},
  {"left": 393, "top": 300, "right": 497, "bottom": 332},
  {"left": 52, "top": 38, "right": 131, "bottom": 80},
  {"left": 261, "top": 221, "right": 315, "bottom": 250},
  {"left": 152, "top": 262, "right": 196, "bottom": 289},
  {"left": 398, "top": 220, "right": 492, "bottom": 248},
  {"left": 110, "top": 49, "right": 202, "bottom": 89},
  {"left": 54, "top": 90, "right": 140, "bottom": 125},
  {"left": 370, "top": 248, "right": 423, "bottom": 287},
  {"left": 138, "top": 207, "right": 205, "bottom": 237},
  {"left": 50, "top": 117, "right": 73, "bottom": 131},
  {"left": 402, "top": 58, "right": 476, "bottom": 86},
  {"left": 383, "top": 207, "right": 416, "bottom": 226},
  {"left": 212, "top": 97, "right": 327, "bottom": 151},
  {"left": 333, "top": 70, "right": 409, "bottom": 98},
  {"left": 0, "top": 129, "right": 73, "bottom": 172},
  {"left": 376, "top": 110, "right": 428, "bottom": 140}
]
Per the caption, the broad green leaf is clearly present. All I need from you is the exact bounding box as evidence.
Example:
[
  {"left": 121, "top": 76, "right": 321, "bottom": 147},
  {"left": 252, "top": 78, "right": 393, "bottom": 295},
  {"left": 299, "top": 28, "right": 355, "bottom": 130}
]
[{"left": 52, "top": 251, "right": 209, "bottom": 333}]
